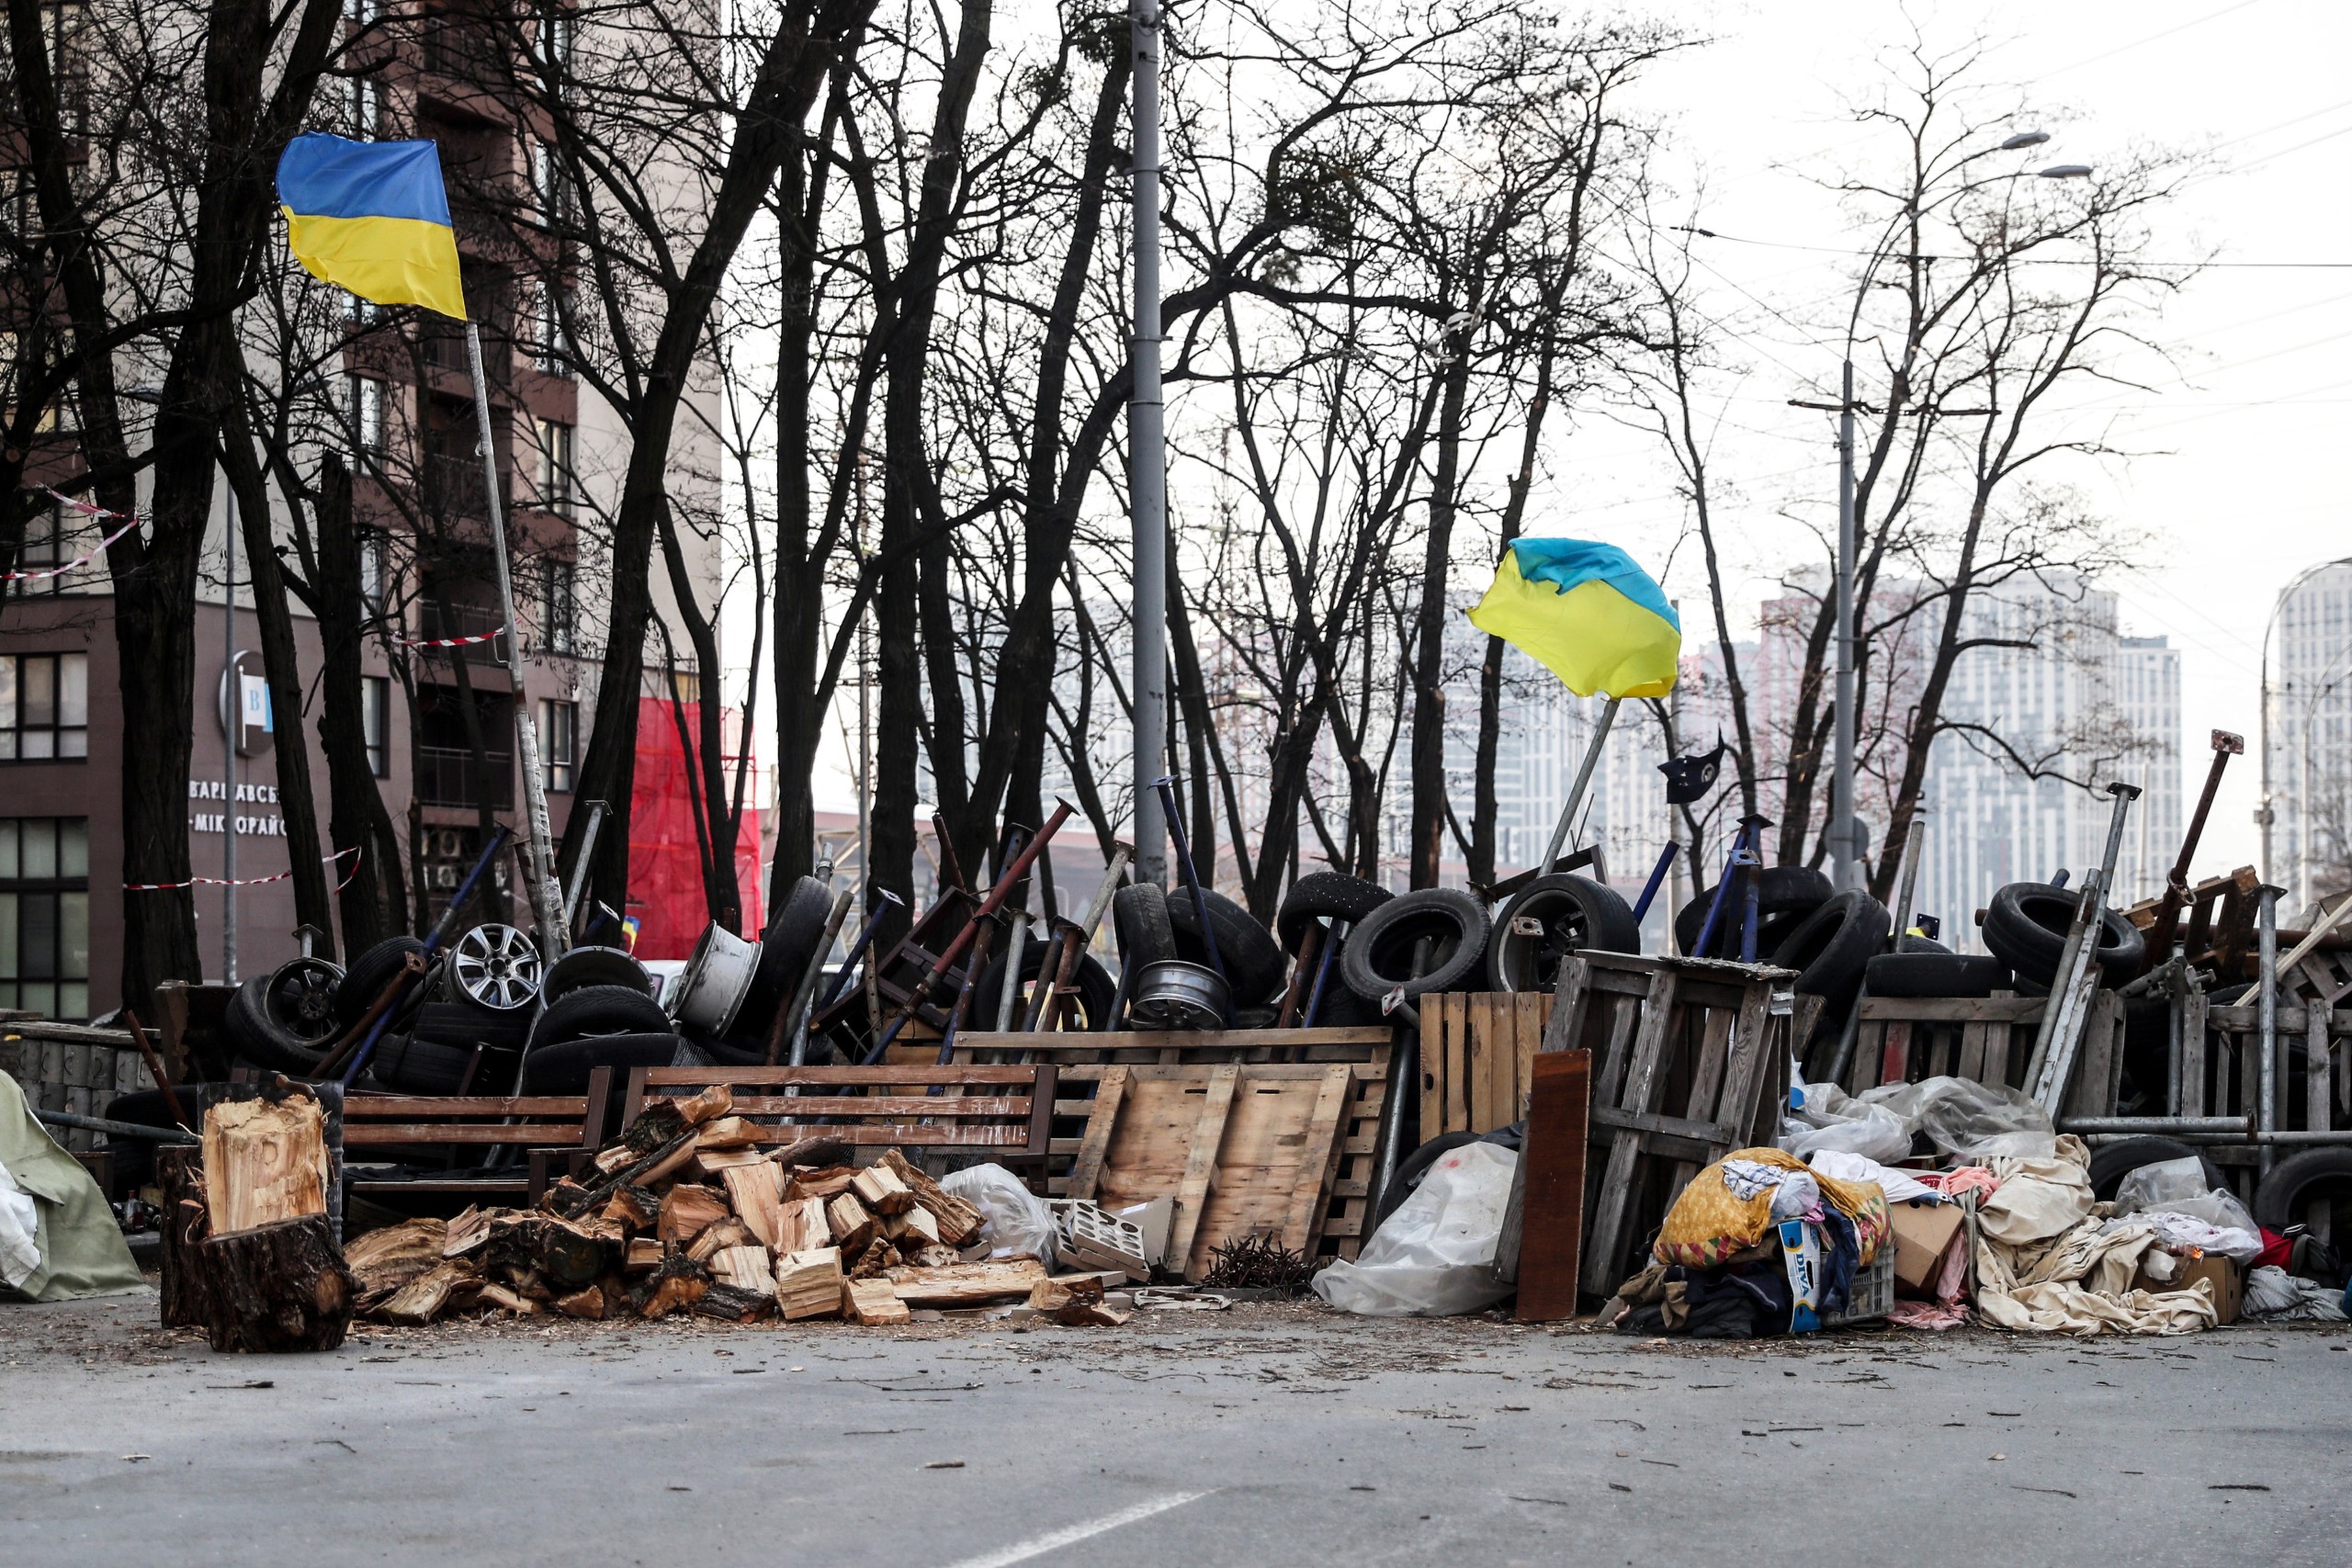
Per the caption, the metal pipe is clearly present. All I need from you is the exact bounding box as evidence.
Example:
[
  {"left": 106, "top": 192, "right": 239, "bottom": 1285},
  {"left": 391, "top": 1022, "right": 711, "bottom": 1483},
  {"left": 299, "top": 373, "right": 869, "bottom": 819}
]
[
  {"left": 223, "top": 480, "right": 238, "bottom": 984},
  {"left": 2058, "top": 1116, "right": 2251, "bottom": 1136},
  {"left": 1127, "top": 0, "right": 1169, "bottom": 889},
  {"left": 35, "top": 1109, "right": 199, "bottom": 1145},
  {"left": 815, "top": 889, "right": 903, "bottom": 1017},
  {"left": 1539, "top": 695, "right": 1621, "bottom": 875},
  {"left": 1630, "top": 840, "right": 1676, "bottom": 923},
  {"left": 2257, "top": 883, "right": 2280, "bottom": 1177},
  {"left": 2026, "top": 782, "right": 2139, "bottom": 1103},
  {"left": 1892, "top": 803, "right": 1927, "bottom": 936},
  {"left": 1831, "top": 357, "right": 1860, "bottom": 892},
  {"left": 463, "top": 321, "right": 566, "bottom": 959},
  {"left": 1302, "top": 918, "right": 1344, "bottom": 1028},
  {"left": 2143, "top": 731, "right": 2242, "bottom": 967},
  {"left": 993, "top": 901, "right": 1030, "bottom": 1033},
  {"left": 561, "top": 799, "right": 608, "bottom": 932},
  {"left": 1152, "top": 778, "right": 1229, "bottom": 1002},
  {"left": 1275, "top": 922, "right": 1321, "bottom": 1029},
  {"left": 1030, "top": 846, "right": 1135, "bottom": 1034}
]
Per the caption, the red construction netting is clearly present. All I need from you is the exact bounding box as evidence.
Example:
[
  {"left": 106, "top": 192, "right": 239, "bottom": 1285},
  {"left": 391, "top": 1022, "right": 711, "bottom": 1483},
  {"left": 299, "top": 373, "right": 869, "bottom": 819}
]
[{"left": 626, "top": 696, "right": 763, "bottom": 960}]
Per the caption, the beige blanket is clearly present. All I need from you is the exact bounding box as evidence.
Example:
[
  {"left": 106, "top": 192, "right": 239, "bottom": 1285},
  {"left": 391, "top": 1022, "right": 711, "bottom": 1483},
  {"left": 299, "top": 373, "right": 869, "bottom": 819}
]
[{"left": 1971, "top": 1137, "right": 2217, "bottom": 1337}]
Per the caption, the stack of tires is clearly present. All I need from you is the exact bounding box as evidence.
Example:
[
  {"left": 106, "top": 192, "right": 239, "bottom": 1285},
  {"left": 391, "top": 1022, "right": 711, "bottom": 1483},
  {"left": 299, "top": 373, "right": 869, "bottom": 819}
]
[{"left": 633, "top": 877, "right": 842, "bottom": 1075}]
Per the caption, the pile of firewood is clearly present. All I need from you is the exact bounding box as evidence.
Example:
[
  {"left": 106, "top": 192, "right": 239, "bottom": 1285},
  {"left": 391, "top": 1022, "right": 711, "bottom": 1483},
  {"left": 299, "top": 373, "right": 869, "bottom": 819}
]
[{"left": 345, "top": 1085, "right": 1121, "bottom": 1326}]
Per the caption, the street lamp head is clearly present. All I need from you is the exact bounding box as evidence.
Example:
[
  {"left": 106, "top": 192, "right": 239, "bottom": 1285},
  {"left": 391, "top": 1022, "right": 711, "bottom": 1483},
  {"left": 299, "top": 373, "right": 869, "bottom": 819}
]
[
  {"left": 2000, "top": 130, "right": 2052, "bottom": 151},
  {"left": 2037, "top": 164, "right": 2095, "bottom": 180}
]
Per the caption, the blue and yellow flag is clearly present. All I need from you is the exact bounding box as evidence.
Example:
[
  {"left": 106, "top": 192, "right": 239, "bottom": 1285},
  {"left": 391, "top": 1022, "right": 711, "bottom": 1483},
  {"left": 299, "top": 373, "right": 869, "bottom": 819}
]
[
  {"left": 277, "top": 133, "right": 467, "bottom": 321},
  {"left": 1466, "top": 537, "right": 1681, "bottom": 699}
]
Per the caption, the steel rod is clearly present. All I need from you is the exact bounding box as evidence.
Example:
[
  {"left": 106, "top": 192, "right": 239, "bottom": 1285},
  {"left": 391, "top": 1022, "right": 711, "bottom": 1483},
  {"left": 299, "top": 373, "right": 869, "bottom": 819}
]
[
  {"left": 35, "top": 1109, "right": 198, "bottom": 1145},
  {"left": 2257, "top": 883, "right": 2280, "bottom": 1177},
  {"left": 1540, "top": 695, "right": 1620, "bottom": 875}
]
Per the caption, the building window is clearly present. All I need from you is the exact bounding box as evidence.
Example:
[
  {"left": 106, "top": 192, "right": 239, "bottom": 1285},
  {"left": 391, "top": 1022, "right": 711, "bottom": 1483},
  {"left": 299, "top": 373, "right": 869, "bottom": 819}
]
[
  {"left": 6, "top": 502, "right": 64, "bottom": 598},
  {"left": 535, "top": 417, "right": 574, "bottom": 515},
  {"left": 346, "top": 73, "right": 382, "bottom": 138},
  {"left": 357, "top": 526, "right": 387, "bottom": 614},
  {"left": 363, "top": 675, "right": 391, "bottom": 778},
  {"left": 530, "top": 141, "right": 569, "bottom": 226},
  {"left": 0, "top": 652, "right": 90, "bottom": 761},
  {"left": 534, "top": 281, "right": 574, "bottom": 376},
  {"left": 348, "top": 374, "right": 386, "bottom": 456},
  {"left": 0, "top": 818, "right": 91, "bottom": 1021},
  {"left": 539, "top": 558, "right": 576, "bottom": 655},
  {"left": 539, "top": 699, "right": 576, "bottom": 792}
]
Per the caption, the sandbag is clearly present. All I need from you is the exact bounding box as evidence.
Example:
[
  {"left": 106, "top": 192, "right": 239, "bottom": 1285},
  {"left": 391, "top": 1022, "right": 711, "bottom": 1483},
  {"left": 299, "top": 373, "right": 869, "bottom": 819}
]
[{"left": 1312, "top": 1142, "right": 1517, "bottom": 1317}]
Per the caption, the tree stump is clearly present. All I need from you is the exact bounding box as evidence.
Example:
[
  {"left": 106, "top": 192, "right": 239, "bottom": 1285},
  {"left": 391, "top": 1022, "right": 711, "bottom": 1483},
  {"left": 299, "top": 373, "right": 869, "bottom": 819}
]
[
  {"left": 198, "top": 1213, "right": 358, "bottom": 1353},
  {"left": 156, "top": 1145, "right": 211, "bottom": 1330}
]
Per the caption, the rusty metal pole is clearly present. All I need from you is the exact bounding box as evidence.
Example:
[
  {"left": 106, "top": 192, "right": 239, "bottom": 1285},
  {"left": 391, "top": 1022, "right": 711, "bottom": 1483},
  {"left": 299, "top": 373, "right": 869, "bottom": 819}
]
[{"left": 2143, "top": 729, "right": 2244, "bottom": 969}]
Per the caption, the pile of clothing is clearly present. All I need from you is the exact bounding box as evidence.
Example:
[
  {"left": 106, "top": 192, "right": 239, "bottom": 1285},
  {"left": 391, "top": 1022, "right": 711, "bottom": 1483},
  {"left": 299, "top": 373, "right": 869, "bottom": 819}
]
[
  {"left": 1969, "top": 1137, "right": 2219, "bottom": 1335},
  {"left": 1614, "top": 1146, "right": 1888, "bottom": 1338}
]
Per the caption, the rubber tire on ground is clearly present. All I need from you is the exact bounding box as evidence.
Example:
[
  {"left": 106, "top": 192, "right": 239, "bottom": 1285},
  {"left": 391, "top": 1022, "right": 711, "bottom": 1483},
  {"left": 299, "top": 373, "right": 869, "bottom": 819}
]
[
  {"left": 368, "top": 1032, "right": 520, "bottom": 1096},
  {"left": 1168, "top": 889, "right": 1289, "bottom": 1004},
  {"left": 531, "top": 983, "right": 673, "bottom": 1049},
  {"left": 541, "top": 945, "right": 654, "bottom": 1004},
  {"left": 1276, "top": 872, "right": 1395, "bottom": 951},
  {"left": 1863, "top": 952, "right": 2011, "bottom": 999},
  {"left": 2086, "top": 1136, "right": 2228, "bottom": 1203},
  {"left": 971, "top": 944, "right": 1120, "bottom": 1033},
  {"left": 1486, "top": 874, "right": 1641, "bottom": 993},
  {"left": 2254, "top": 1146, "right": 2352, "bottom": 1231},
  {"left": 1767, "top": 891, "right": 1890, "bottom": 1007},
  {"left": 334, "top": 935, "right": 427, "bottom": 1031},
  {"left": 1340, "top": 888, "right": 1490, "bottom": 1002},
  {"left": 1374, "top": 1131, "right": 1485, "bottom": 1227},
  {"left": 1980, "top": 881, "right": 2146, "bottom": 987},
  {"left": 223, "top": 974, "right": 333, "bottom": 1076},
  {"left": 1672, "top": 867, "right": 1835, "bottom": 958},
  {"left": 1896, "top": 934, "right": 1954, "bottom": 955},
  {"left": 1112, "top": 884, "right": 1178, "bottom": 969},
  {"left": 409, "top": 999, "right": 534, "bottom": 1052},
  {"left": 741, "top": 876, "right": 833, "bottom": 1025},
  {"left": 522, "top": 1032, "right": 688, "bottom": 1096}
]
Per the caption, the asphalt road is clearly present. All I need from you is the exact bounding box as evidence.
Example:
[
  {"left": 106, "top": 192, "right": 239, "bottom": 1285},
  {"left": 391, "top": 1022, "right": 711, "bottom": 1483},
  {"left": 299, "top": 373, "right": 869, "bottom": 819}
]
[{"left": 3, "top": 1292, "right": 2347, "bottom": 1567}]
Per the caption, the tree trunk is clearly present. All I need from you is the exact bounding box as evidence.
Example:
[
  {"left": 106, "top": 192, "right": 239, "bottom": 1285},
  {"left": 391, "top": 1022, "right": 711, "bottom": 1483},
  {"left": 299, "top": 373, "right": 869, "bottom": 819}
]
[
  {"left": 157, "top": 1145, "right": 211, "bottom": 1329},
  {"left": 308, "top": 457, "right": 407, "bottom": 953},
  {"left": 198, "top": 1213, "right": 357, "bottom": 1353},
  {"left": 1408, "top": 326, "right": 1474, "bottom": 888}
]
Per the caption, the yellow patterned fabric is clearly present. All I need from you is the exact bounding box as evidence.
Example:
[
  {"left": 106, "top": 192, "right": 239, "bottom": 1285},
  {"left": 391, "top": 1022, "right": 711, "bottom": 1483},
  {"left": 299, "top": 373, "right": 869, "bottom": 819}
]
[{"left": 1653, "top": 1146, "right": 1890, "bottom": 1269}]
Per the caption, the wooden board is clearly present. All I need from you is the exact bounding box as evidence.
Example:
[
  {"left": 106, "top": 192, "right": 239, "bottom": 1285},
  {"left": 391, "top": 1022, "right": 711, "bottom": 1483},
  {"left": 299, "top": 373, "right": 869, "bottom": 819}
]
[
  {"left": 1064, "top": 1063, "right": 1357, "bottom": 1280},
  {"left": 1509, "top": 1049, "right": 1591, "bottom": 1322},
  {"left": 1420, "top": 991, "right": 1559, "bottom": 1137}
]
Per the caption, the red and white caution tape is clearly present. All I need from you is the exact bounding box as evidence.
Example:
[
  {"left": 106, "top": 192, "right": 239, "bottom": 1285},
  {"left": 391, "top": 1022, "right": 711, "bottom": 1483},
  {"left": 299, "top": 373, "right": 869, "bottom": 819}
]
[
  {"left": 126, "top": 844, "right": 364, "bottom": 892},
  {"left": 394, "top": 628, "right": 505, "bottom": 649},
  {"left": 2, "top": 489, "right": 142, "bottom": 582}
]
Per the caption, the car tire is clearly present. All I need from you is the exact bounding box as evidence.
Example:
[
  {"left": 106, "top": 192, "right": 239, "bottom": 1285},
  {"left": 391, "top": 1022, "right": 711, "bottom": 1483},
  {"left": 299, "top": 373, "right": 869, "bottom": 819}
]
[
  {"left": 522, "top": 1032, "right": 688, "bottom": 1096},
  {"left": 532, "top": 983, "right": 673, "bottom": 1049},
  {"left": 1673, "top": 867, "right": 1835, "bottom": 958},
  {"left": 369, "top": 1032, "right": 519, "bottom": 1096},
  {"left": 1863, "top": 952, "right": 2011, "bottom": 999},
  {"left": 410, "top": 999, "right": 534, "bottom": 1052},
  {"left": 1168, "top": 888, "right": 1288, "bottom": 1004},
  {"left": 1276, "top": 873, "right": 1395, "bottom": 951},
  {"left": 334, "top": 935, "right": 427, "bottom": 1031},
  {"left": 1768, "top": 891, "right": 1890, "bottom": 1008},
  {"left": 1981, "top": 882, "right": 2145, "bottom": 987},
  {"left": 224, "top": 973, "right": 334, "bottom": 1076},
  {"left": 1113, "top": 884, "right": 1178, "bottom": 970},
  {"left": 1340, "top": 888, "right": 1490, "bottom": 1002},
  {"left": 2088, "top": 1136, "right": 2226, "bottom": 1203},
  {"left": 2254, "top": 1146, "right": 2352, "bottom": 1232},
  {"left": 972, "top": 944, "right": 1120, "bottom": 1033},
  {"left": 542, "top": 945, "right": 655, "bottom": 1004},
  {"left": 741, "top": 877, "right": 833, "bottom": 1027},
  {"left": 1486, "top": 874, "right": 1640, "bottom": 993}
]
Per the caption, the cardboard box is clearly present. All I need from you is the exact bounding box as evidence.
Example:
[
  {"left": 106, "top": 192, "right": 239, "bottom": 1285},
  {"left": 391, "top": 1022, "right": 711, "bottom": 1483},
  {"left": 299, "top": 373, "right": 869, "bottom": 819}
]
[
  {"left": 1885, "top": 1199, "right": 1966, "bottom": 1297},
  {"left": 2134, "top": 1251, "right": 2240, "bottom": 1325}
]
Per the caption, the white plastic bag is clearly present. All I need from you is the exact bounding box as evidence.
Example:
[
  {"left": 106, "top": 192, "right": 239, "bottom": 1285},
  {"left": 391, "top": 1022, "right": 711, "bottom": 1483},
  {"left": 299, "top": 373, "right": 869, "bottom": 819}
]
[
  {"left": 1861, "top": 1075, "right": 2055, "bottom": 1160},
  {"left": 2112, "top": 1156, "right": 2209, "bottom": 1216},
  {"left": 1312, "top": 1142, "right": 1518, "bottom": 1316},
  {"left": 0, "top": 1158, "right": 40, "bottom": 1291},
  {"left": 1780, "top": 1082, "right": 1911, "bottom": 1165},
  {"left": 2244, "top": 1265, "right": 2349, "bottom": 1322},
  {"left": 939, "top": 1162, "right": 1057, "bottom": 1267}
]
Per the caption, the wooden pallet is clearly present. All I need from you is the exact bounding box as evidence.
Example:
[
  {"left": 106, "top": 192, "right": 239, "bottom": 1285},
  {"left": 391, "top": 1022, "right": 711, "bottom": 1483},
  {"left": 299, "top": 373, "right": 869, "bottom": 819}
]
[
  {"left": 1420, "top": 992, "right": 1555, "bottom": 1137},
  {"left": 1546, "top": 952, "right": 1806, "bottom": 1299},
  {"left": 1843, "top": 991, "right": 2123, "bottom": 1120}
]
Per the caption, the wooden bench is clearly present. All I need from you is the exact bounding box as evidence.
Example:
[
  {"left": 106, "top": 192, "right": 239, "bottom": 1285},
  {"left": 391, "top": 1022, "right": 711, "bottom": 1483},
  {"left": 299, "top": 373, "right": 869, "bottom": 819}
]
[
  {"left": 342, "top": 1066, "right": 615, "bottom": 1207},
  {"left": 619, "top": 1065, "right": 1058, "bottom": 1177}
]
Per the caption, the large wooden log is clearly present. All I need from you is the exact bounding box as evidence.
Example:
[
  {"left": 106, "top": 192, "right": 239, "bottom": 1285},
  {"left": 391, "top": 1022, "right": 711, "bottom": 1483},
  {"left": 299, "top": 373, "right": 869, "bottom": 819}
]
[
  {"left": 201, "top": 1093, "right": 329, "bottom": 1234},
  {"left": 156, "top": 1145, "right": 210, "bottom": 1329},
  {"left": 198, "top": 1213, "right": 358, "bottom": 1353}
]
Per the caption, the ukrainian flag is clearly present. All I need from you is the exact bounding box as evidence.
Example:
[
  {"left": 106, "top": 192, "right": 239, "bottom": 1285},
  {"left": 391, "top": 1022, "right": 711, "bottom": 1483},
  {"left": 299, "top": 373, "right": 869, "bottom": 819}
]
[
  {"left": 277, "top": 133, "right": 467, "bottom": 321},
  {"left": 1465, "top": 537, "right": 1681, "bottom": 699}
]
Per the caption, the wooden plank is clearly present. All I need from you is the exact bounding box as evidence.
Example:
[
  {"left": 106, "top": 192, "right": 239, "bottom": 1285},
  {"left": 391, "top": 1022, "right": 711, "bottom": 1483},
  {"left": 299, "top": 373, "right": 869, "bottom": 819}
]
[
  {"left": 343, "top": 1096, "right": 589, "bottom": 1119},
  {"left": 1510, "top": 1049, "right": 1590, "bottom": 1322},
  {"left": 1956, "top": 1021, "right": 1988, "bottom": 1083},
  {"left": 1879, "top": 1020, "right": 1912, "bottom": 1088},
  {"left": 2181, "top": 987, "right": 2208, "bottom": 1117},
  {"left": 2309, "top": 1003, "right": 2333, "bottom": 1134},
  {"left": 1682, "top": 1004, "right": 1736, "bottom": 1124},
  {"left": 345, "top": 1123, "right": 596, "bottom": 1145},
  {"left": 636, "top": 1065, "right": 1046, "bottom": 1086},
  {"left": 1419, "top": 1003, "right": 1444, "bottom": 1145},
  {"left": 650, "top": 1094, "right": 1032, "bottom": 1118},
  {"left": 1464, "top": 993, "right": 1494, "bottom": 1132},
  {"left": 1442, "top": 992, "right": 1468, "bottom": 1135},
  {"left": 1581, "top": 965, "right": 1679, "bottom": 1297},
  {"left": 1513, "top": 991, "right": 1546, "bottom": 1124},
  {"left": 1545, "top": 953, "right": 1592, "bottom": 1055},
  {"left": 1281, "top": 1066, "right": 1355, "bottom": 1255},
  {"left": 1165, "top": 1065, "right": 1239, "bottom": 1277},
  {"left": 954, "top": 1027, "right": 1389, "bottom": 1055},
  {"left": 1856, "top": 996, "right": 2045, "bottom": 1023},
  {"left": 1712, "top": 979, "right": 1780, "bottom": 1154},
  {"left": 1065, "top": 1066, "right": 1128, "bottom": 1201}
]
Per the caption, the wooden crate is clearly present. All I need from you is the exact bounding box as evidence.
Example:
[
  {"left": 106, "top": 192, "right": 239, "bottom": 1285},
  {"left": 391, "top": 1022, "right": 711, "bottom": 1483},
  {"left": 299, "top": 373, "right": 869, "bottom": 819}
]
[{"left": 1419, "top": 992, "right": 1555, "bottom": 1137}]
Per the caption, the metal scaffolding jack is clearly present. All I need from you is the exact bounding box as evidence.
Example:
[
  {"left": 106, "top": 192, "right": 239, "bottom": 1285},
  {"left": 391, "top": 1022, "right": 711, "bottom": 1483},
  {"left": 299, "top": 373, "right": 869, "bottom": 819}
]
[{"left": 2024, "top": 781, "right": 2140, "bottom": 1116}]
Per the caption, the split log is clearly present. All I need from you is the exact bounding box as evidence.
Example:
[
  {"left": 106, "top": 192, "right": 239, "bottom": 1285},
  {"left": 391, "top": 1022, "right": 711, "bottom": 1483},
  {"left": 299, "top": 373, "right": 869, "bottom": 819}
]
[
  {"left": 156, "top": 1146, "right": 210, "bottom": 1329},
  {"left": 616, "top": 1099, "right": 687, "bottom": 1154},
  {"left": 790, "top": 1166, "right": 862, "bottom": 1200},
  {"left": 476, "top": 1281, "right": 540, "bottom": 1316},
  {"left": 658, "top": 1184, "right": 730, "bottom": 1246},
  {"left": 775, "top": 1247, "right": 844, "bottom": 1319},
  {"left": 675, "top": 1085, "right": 734, "bottom": 1126},
  {"left": 695, "top": 1280, "right": 774, "bottom": 1322},
  {"left": 843, "top": 1277, "right": 911, "bottom": 1325},
  {"left": 885, "top": 1256, "right": 1048, "bottom": 1307},
  {"left": 594, "top": 1142, "right": 641, "bottom": 1176},
  {"left": 908, "top": 1244, "right": 962, "bottom": 1269},
  {"left": 198, "top": 1213, "right": 358, "bottom": 1353},
  {"left": 881, "top": 1206, "right": 941, "bottom": 1247},
  {"left": 826, "top": 1192, "right": 876, "bottom": 1256},
  {"left": 773, "top": 1195, "right": 828, "bottom": 1254},
  {"left": 848, "top": 1239, "right": 902, "bottom": 1279},
  {"left": 878, "top": 1150, "right": 984, "bottom": 1246},
  {"left": 695, "top": 1116, "right": 760, "bottom": 1150},
  {"left": 851, "top": 1164, "right": 915, "bottom": 1216},
  {"left": 201, "top": 1094, "right": 329, "bottom": 1235},
  {"left": 446, "top": 1210, "right": 615, "bottom": 1292},
  {"left": 373, "top": 1259, "right": 479, "bottom": 1325},
  {"left": 721, "top": 1162, "right": 786, "bottom": 1247},
  {"left": 630, "top": 1254, "right": 710, "bottom": 1319},
  {"left": 345, "top": 1218, "right": 448, "bottom": 1299},
  {"left": 774, "top": 1134, "right": 851, "bottom": 1168},
  {"left": 538, "top": 1178, "right": 592, "bottom": 1214},
  {"left": 553, "top": 1285, "right": 606, "bottom": 1319},
  {"left": 686, "top": 1216, "right": 752, "bottom": 1264},
  {"left": 600, "top": 1185, "right": 657, "bottom": 1233},
  {"left": 625, "top": 1237, "right": 662, "bottom": 1273},
  {"left": 712, "top": 1244, "right": 775, "bottom": 1294},
  {"left": 638, "top": 1135, "right": 703, "bottom": 1187}
]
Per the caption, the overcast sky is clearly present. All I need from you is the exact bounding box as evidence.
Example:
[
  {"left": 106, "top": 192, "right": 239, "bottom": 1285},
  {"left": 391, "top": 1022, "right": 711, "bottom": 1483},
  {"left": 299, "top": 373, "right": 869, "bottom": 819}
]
[{"left": 798, "top": 0, "right": 2347, "bottom": 880}]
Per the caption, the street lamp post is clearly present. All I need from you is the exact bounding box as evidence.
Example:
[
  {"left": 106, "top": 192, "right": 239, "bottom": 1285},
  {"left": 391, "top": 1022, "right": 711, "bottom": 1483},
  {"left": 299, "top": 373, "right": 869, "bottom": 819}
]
[{"left": 1128, "top": 0, "right": 1169, "bottom": 888}]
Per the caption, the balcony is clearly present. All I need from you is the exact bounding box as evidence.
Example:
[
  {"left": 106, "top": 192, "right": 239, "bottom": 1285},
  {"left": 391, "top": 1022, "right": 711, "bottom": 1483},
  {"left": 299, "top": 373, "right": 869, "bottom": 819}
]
[
  {"left": 418, "top": 597, "right": 507, "bottom": 665},
  {"left": 416, "top": 745, "right": 514, "bottom": 810}
]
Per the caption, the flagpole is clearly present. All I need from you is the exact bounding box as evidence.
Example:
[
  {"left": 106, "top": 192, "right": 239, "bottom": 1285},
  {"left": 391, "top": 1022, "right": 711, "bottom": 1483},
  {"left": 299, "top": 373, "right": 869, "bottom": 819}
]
[
  {"left": 464, "top": 320, "right": 567, "bottom": 955},
  {"left": 1540, "top": 694, "right": 1620, "bottom": 875}
]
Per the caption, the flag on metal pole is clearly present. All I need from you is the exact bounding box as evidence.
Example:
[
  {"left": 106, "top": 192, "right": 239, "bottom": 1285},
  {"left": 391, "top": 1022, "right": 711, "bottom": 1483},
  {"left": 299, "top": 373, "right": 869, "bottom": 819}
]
[{"left": 277, "top": 133, "right": 468, "bottom": 321}]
